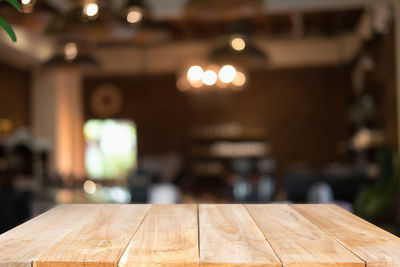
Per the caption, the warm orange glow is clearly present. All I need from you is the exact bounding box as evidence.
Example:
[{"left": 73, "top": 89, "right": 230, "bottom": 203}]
[
  {"left": 83, "top": 2, "right": 99, "bottom": 17},
  {"left": 232, "top": 71, "right": 246, "bottom": 87},
  {"left": 64, "top": 43, "right": 78, "bottom": 62},
  {"left": 127, "top": 8, "right": 143, "bottom": 24},
  {"left": 181, "top": 63, "right": 246, "bottom": 92},
  {"left": 202, "top": 70, "right": 217, "bottom": 86},
  {"left": 55, "top": 68, "right": 85, "bottom": 180},
  {"left": 177, "top": 77, "right": 190, "bottom": 91},
  {"left": 187, "top": 65, "right": 203, "bottom": 82},
  {"left": 231, "top": 37, "right": 246, "bottom": 51}
]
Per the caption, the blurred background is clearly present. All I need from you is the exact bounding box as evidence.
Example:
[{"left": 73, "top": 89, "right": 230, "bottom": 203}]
[{"left": 0, "top": 0, "right": 399, "bottom": 235}]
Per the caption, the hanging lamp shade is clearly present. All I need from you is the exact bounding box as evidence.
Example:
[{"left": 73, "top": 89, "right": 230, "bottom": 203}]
[
  {"left": 42, "top": 41, "right": 99, "bottom": 67},
  {"left": 209, "top": 20, "right": 268, "bottom": 68},
  {"left": 210, "top": 35, "right": 268, "bottom": 68},
  {"left": 42, "top": 54, "right": 99, "bottom": 66}
]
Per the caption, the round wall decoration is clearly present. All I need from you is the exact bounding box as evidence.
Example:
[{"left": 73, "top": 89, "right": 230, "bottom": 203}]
[{"left": 90, "top": 84, "right": 123, "bottom": 118}]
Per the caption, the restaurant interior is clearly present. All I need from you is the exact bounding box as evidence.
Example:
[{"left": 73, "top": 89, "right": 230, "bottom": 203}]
[{"left": 0, "top": 0, "right": 399, "bottom": 236}]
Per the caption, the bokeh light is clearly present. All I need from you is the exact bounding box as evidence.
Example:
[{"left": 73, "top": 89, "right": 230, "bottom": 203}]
[
  {"left": 219, "top": 65, "right": 237, "bottom": 83},
  {"left": 83, "top": 180, "right": 96, "bottom": 194},
  {"left": 231, "top": 37, "right": 246, "bottom": 51},
  {"left": 64, "top": 43, "right": 78, "bottom": 62},
  {"left": 187, "top": 65, "right": 203, "bottom": 82},
  {"left": 202, "top": 70, "right": 218, "bottom": 86},
  {"left": 176, "top": 77, "right": 190, "bottom": 91},
  {"left": 83, "top": 2, "right": 99, "bottom": 17},
  {"left": 181, "top": 64, "right": 247, "bottom": 91},
  {"left": 127, "top": 8, "right": 143, "bottom": 24},
  {"left": 232, "top": 71, "right": 246, "bottom": 87}
]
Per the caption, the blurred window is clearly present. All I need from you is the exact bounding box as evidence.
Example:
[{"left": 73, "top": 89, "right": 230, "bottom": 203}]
[{"left": 84, "top": 119, "right": 137, "bottom": 179}]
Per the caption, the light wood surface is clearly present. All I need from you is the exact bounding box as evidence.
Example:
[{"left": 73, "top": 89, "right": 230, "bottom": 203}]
[
  {"left": 1, "top": 204, "right": 400, "bottom": 267},
  {"left": 34, "top": 204, "right": 150, "bottom": 267},
  {"left": 246, "top": 204, "right": 364, "bottom": 267},
  {"left": 293, "top": 204, "right": 400, "bottom": 267},
  {"left": 119, "top": 204, "right": 199, "bottom": 267},
  {"left": 199, "top": 204, "right": 281, "bottom": 267},
  {"left": 0, "top": 204, "right": 98, "bottom": 267}
]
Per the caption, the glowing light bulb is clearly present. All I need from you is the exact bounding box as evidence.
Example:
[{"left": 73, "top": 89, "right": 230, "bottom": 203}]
[
  {"left": 219, "top": 65, "right": 237, "bottom": 83},
  {"left": 231, "top": 37, "right": 246, "bottom": 51},
  {"left": 21, "top": 0, "right": 31, "bottom": 5},
  {"left": 83, "top": 2, "right": 99, "bottom": 17},
  {"left": 64, "top": 42, "right": 78, "bottom": 62},
  {"left": 232, "top": 71, "right": 246, "bottom": 87},
  {"left": 127, "top": 8, "right": 143, "bottom": 24},
  {"left": 202, "top": 70, "right": 217, "bottom": 86},
  {"left": 187, "top": 65, "right": 203, "bottom": 82}
]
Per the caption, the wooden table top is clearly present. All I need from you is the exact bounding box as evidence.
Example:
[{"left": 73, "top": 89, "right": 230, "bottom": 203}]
[{"left": 0, "top": 204, "right": 399, "bottom": 267}]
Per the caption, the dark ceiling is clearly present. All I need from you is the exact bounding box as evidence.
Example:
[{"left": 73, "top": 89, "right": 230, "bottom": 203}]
[{"left": 0, "top": 1, "right": 364, "bottom": 47}]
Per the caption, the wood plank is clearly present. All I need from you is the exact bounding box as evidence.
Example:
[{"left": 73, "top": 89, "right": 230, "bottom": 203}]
[
  {"left": 119, "top": 204, "right": 199, "bottom": 267},
  {"left": 293, "top": 204, "right": 400, "bottom": 267},
  {"left": 34, "top": 204, "right": 150, "bottom": 267},
  {"left": 246, "top": 204, "right": 364, "bottom": 267},
  {"left": 0, "top": 204, "right": 99, "bottom": 267},
  {"left": 199, "top": 204, "right": 282, "bottom": 267}
]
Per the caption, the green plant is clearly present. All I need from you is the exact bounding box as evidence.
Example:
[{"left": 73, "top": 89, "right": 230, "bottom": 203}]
[
  {"left": 355, "top": 148, "right": 399, "bottom": 222},
  {"left": 0, "top": 0, "right": 21, "bottom": 42}
]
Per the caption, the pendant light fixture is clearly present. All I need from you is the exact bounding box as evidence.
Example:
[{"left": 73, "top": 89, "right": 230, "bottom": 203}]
[{"left": 43, "top": 41, "right": 99, "bottom": 67}]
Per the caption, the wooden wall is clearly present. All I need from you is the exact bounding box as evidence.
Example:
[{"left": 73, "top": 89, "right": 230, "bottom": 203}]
[
  {"left": 84, "top": 66, "right": 352, "bottom": 177},
  {"left": 0, "top": 62, "right": 30, "bottom": 132}
]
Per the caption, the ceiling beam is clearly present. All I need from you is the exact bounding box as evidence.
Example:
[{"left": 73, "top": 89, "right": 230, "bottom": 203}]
[
  {"left": 147, "top": 0, "right": 392, "bottom": 19},
  {"left": 0, "top": 0, "right": 389, "bottom": 71},
  {"left": 86, "top": 33, "right": 361, "bottom": 76},
  {"left": 265, "top": 0, "right": 392, "bottom": 13}
]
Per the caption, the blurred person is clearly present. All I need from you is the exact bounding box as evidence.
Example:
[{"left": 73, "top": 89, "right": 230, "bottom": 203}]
[
  {"left": 307, "top": 182, "right": 334, "bottom": 204},
  {"left": 128, "top": 168, "right": 150, "bottom": 203}
]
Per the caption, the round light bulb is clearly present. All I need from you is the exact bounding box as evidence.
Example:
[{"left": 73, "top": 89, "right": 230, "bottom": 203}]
[
  {"left": 232, "top": 71, "right": 246, "bottom": 87},
  {"left": 231, "top": 37, "right": 246, "bottom": 51},
  {"left": 187, "top": 65, "right": 203, "bottom": 82},
  {"left": 64, "top": 42, "right": 78, "bottom": 62},
  {"left": 21, "top": 0, "right": 31, "bottom": 5},
  {"left": 84, "top": 2, "right": 99, "bottom": 17},
  {"left": 202, "top": 70, "right": 217, "bottom": 86},
  {"left": 219, "top": 65, "right": 237, "bottom": 83},
  {"left": 127, "top": 8, "right": 143, "bottom": 24}
]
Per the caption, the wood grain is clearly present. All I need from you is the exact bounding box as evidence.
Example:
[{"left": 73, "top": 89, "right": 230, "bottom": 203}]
[
  {"left": 293, "top": 204, "right": 400, "bottom": 267},
  {"left": 34, "top": 204, "right": 150, "bottom": 267},
  {"left": 0, "top": 204, "right": 98, "bottom": 267},
  {"left": 246, "top": 204, "right": 364, "bottom": 267},
  {"left": 2, "top": 204, "right": 400, "bottom": 267},
  {"left": 119, "top": 204, "right": 199, "bottom": 267},
  {"left": 199, "top": 204, "right": 282, "bottom": 267}
]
